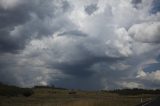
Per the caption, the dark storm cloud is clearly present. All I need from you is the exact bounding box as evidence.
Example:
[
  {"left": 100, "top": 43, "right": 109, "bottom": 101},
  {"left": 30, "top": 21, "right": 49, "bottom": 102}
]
[
  {"left": 85, "top": 4, "right": 98, "bottom": 15},
  {"left": 0, "top": 2, "right": 31, "bottom": 53},
  {"left": 48, "top": 57, "right": 127, "bottom": 90},
  {"left": 0, "top": 0, "right": 71, "bottom": 53},
  {"left": 52, "top": 76, "right": 105, "bottom": 90},
  {"left": 0, "top": 5, "right": 30, "bottom": 29},
  {"left": 0, "top": 54, "right": 20, "bottom": 85},
  {"left": 47, "top": 48, "right": 124, "bottom": 78},
  {"left": 0, "top": 32, "right": 24, "bottom": 53},
  {"left": 131, "top": 0, "right": 142, "bottom": 8}
]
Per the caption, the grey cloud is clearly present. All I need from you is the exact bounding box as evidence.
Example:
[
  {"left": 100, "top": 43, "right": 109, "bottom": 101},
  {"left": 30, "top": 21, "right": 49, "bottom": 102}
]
[
  {"left": 58, "top": 30, "right": 88, "bottom": 37},
  {"left": 131, "top": 0, "right": 142, "bottom": 8},
  {"left": 156, "top": 54, "right": 160, "bottom": 62},
  {"left": 0, "top": 0, "right": 71, "bottom": 53},
  {"left": 85, "top": 4, "right": 98, "bottom": 15},
  {"left": 0, "top": 3, "right": 31, "bottom": 53},
  {"left": 44, "top": 38, "right": 125, "bottom": 78},
  {"left": 132, "top": 0, "right": 142, "bottom": 4},
  {"left": 48, "top": 55, "right": 123, "bottom": 78},
  {"left": 0, "top": 5, "right": 30, "bottom": 29},
  {"left": 48, "top": 59, "right": 128, "bottom": 90}
]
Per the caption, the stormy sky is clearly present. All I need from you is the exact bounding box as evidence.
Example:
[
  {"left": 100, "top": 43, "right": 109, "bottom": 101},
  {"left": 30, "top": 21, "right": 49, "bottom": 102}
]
[{"left": 0, "top": 0, "right": 160, "bottom": 90}]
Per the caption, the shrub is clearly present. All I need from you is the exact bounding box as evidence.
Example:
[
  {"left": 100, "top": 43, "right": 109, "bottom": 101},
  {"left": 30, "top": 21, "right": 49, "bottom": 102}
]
[
  {"left": 68, "top": 91, "right": 77, "bottom": 94},
  {"left": 22, "top": 89, "right": 34, "bottom": 97}
]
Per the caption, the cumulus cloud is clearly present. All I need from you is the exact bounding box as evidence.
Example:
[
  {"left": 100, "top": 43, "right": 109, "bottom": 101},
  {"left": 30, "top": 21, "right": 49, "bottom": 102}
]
[
  {"left": 120, "top": 82, "right": 143, "bottom": 89},
  {"left": 137, "top": 69, "right": 160, "bottom": 88},
  {"left": 0, "top": 0, "right": 160, "bottom": 90},
  {"left": 129, "top": 22, "right": 160, "bottom": 43}
]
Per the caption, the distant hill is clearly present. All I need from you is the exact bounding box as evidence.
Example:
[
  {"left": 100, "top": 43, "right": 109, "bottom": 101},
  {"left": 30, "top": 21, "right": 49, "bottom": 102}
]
[{"left": 0, "top": 82, "right": 33, "bottom": 97}]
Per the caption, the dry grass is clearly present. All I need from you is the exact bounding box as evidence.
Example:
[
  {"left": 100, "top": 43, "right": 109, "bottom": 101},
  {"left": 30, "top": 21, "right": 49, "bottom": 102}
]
[{"left": 0, "top": 88, "right": 154, "bottom": 106}]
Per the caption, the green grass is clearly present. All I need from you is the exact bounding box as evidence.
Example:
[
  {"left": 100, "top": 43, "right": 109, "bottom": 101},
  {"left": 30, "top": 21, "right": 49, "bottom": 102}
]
[{"left": 0, "top": 88, "right": 156, "bottom": 106}]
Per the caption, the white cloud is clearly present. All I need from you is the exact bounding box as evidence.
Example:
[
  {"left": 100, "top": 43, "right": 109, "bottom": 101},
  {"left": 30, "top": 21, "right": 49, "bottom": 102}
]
[
  {"left": 129, "top": 22, "right": 160, "bottom": 43},
  {"left": 137, "top": 70, "right": 160, "bottom": 81},
  {"left": 0, "top": 0, "right": 23, "bottom": 9},
  {"left": 121, "top": 82, "right": 143, "bottom": 88}
]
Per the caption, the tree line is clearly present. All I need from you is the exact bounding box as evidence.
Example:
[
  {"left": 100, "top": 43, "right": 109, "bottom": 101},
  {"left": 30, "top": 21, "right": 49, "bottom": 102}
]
[{"left": 108, "top": 88, "right": 160, "bottom": 95}]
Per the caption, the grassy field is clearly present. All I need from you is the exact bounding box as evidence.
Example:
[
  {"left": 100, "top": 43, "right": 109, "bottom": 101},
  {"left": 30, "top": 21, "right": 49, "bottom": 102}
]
[{"left": 0, "top": 87, "right": 156, "bottom": 106}]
